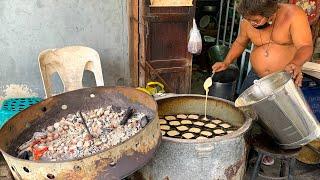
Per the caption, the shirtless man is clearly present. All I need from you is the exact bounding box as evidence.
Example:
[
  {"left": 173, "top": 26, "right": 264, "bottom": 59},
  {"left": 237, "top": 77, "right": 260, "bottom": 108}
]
[
  {"left": 212, "top": 0, "right": 313, "bottom": 93},
  {"left": 212, "top": 0, "right": 313, "bottom": 165}
]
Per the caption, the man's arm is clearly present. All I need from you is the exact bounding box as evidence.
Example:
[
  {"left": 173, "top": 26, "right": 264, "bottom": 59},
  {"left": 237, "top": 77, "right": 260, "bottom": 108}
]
[
  {"left": 289, "top": 7, "right": 313, "bottom": 66},
  {"left": 212, "top": 20, "right": 250, "bottom": 72},
  {"left": 285, "top": 7, "right": 313, "bottom": 86},
  {"left": 223, "top": 20, "right": 250, "bottom": 66}
]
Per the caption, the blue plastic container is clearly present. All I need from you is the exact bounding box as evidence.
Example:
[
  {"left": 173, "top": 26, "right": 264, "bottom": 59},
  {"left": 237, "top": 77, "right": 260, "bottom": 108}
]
[
  {"left": 0, "top": 110, "right": 16, "bottom": 128},
  {"left": 1, "top": 97, "right": 42, "bottom": 111},
  {"left": 302, "top": 85, "right": 320, "bottom": 121},
  {"left": 0, "top": 97, "right": 42, "bottom": 128}
]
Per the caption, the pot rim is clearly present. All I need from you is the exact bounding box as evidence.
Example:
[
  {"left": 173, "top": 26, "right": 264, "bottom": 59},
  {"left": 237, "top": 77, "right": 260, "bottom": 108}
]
[
  {"left": 156, "top": 94, "right": 254, "bottom": 144},
  {"left": 235, "top": 71, "right": 291, "bottom": 107}
]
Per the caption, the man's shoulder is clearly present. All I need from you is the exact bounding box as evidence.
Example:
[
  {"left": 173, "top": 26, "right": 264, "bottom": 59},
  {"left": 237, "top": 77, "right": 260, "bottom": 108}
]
[
  {"left": 281, "top": 3, "right": 306, "bottom": 17},
  {"left": 240, "top": 19, "right": 250, "bottom": 29},
  {"left": 278, "top": 3, "right": 306, "bottom": 24}
]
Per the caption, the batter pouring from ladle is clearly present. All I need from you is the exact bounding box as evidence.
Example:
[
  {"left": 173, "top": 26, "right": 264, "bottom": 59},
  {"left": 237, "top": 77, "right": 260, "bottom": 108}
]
[
  {"left": 212, "top": 0, "right": 313, "bottom": 92},
  {"left": 212, "top": 0, "right": 313, "bottom": 165}
]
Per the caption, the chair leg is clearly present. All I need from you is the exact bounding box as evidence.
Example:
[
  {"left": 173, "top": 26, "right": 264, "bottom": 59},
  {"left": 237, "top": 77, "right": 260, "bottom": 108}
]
[
  {"left": 251, "top": 153, "right": 263, "bottom": 180},
  {"left": 288, "top": 158, "right": 296, "bottom": 180}
]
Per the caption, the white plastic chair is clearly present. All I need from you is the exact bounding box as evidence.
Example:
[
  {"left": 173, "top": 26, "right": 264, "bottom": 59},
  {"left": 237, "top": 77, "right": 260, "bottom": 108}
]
[{"left": 38, "top": 46, "right": 104, "bottom": 98}]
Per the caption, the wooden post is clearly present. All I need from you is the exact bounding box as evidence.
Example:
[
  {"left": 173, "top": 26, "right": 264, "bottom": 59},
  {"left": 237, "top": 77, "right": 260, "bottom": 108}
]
[
  {"left": 138, "top": 0, "right": 147, "bottom": 87},
  {"left": 128, "top": 0, "right": 139, "bottom": 87}
]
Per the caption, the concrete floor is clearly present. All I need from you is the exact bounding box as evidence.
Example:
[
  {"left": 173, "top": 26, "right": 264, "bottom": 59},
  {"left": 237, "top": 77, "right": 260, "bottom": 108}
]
[
  {"left": 244, "top": 156, "right": 320, "bottom": 180},
  {"left": 1, "top": 152, "right": 319, "bottom": 180}
]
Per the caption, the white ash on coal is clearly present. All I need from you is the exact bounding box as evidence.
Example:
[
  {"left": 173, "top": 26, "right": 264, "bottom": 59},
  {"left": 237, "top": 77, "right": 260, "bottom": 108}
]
[{"left": 17, "top": 106, "right": 149, "bottom": 161}]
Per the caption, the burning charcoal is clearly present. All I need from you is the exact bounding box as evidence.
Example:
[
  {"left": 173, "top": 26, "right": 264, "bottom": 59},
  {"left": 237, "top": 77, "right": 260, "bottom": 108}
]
[
  {"left": 101, "top": 127, "right": 112, "bottom": 133},
  {"left": 96, "top": 128, "right": 103, "bottom": 136},
  {"left": 120, "top": 107, "right": 135, "bottom": 125},
  {"left": 63, "top": 146, "right": 68, "bottom": 152},
  {"left": 17, "top": 150, "right": 32, "bottom": 160},
  {"left": 76, "top": 118, "right": 83, "bottom": 123},
  {"left": 83, "top": 141, "right": 91, "bottom": 148},
  {"left": 66, "top": 114, "right": 76, "bottom": 122},
  {"left": 32, "top": 145, "right": 49, "bottom": 160},
  {"left": 47, "top": 126, "right": 55, "bottom": 133},
  {"left": 104, "top": 110, "right": 110, "bottom": 116},
  {"left": 48, "top": 146, "right": 54, "bottom": 151},
  {"left": 60, "top": 130, "right": 67, "bottom": 135},
  {"left": 46, "top": 136, "right": 53, "bottom": 142},
  {"left": 54, "top": 122, "right": 60, "bottom": 129},
  {"left": 69, "top": 145, "right": 77, "bottom": 152},
  {"left": 58, "top": 149, "right": 64, "bottom": 155},
  {"left": 33, "top": 132, "right": 47, "bottom": 140},
  {"left": 47, "top": 132, "right": 53, "bottom": 137},
  {"left": 71, "top": 138, "right": 78, "bottom": 144},
  {"left": 60, "top": 120, "right": 74, "bottom": 127},
  {"left": 69, "top": 126, "right": 75, "bottom": 132},
  {"left": 18, "top": 106, "right": 147, "bottom": 162},
  {"left": 53, "top": 133, "right": 59, "bottom": 140},
  {"left": 96, "top": 121, "right": 102, "bottom": 126},
  {"left": 53, "top": 142, "right": 59, "bottom": 148},
  {"left": 88, "top": 111, "right": 96, "bottom": 119},
  {"left": 83, "top": 133, "right": 92, "bottom": 141},
  {"left": 94, "top": 140, "right": 102, "bottom": 146},
  {"left": 97, "top": 108, "right": 104, "bottom": 117},
  {"left": 101, "top": 136, "right": 108, "bottom": 143},
  {"left": 76, "top": 141, "right": 84, "bottom": 148},
  {"left": 140, "top": 116, "right": 149, "bottom": 128},
  {"left": 75, "top": 122, "right": 83, "bottom": 129}
]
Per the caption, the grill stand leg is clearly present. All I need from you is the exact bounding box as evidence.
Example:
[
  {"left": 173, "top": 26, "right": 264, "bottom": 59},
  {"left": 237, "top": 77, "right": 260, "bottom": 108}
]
[
  {"left": 288, "top": 158, "right": 296, "bottom": 180},
  {"left": 250, "top": 152, "right": 263, "bottom": 180},
  {"left": 280, "top": 159, "right": 286, "bottom": 177}
]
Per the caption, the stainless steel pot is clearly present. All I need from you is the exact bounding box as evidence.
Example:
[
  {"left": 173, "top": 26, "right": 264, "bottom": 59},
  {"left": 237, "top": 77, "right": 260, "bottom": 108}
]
[
  {"left": 139, "top": 94, "right": 254, "bottom": 180},
  {"left": 235, "top": 71, "right": 320, "bottom": 149},
  {"left": 209, "top": 65, "right": 239, "bottom": 101}
]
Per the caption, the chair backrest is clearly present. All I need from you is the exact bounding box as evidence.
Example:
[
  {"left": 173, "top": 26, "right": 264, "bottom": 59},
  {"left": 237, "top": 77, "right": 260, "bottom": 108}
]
[{"left": 38, "top": 46, "right": 104, "bottom": 98}]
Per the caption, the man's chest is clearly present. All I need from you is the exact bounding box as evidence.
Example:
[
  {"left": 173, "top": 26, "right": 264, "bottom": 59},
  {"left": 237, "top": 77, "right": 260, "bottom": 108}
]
[{"left": 247, "top": 22, "right": 293, "bottom": 46}]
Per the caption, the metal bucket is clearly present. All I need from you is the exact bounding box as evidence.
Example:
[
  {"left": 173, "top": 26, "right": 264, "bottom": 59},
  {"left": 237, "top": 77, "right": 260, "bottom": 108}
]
[
  {"left": 235, "top": 71, "right": 320, "bottom": 149},
  {"left": 209, "top": 65, "right": 239, "bottom": 101},
  {"left": 139, "top": 94, "right": 254, "bottom": 180}
]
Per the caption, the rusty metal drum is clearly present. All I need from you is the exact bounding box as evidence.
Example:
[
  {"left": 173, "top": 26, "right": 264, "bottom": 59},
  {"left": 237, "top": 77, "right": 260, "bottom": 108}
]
[
  {"left": 0, "top": 87, "right": 160, "bottom": 180},
  {"left": 139, "top": 94, "right": 254, "bottom": 180}
]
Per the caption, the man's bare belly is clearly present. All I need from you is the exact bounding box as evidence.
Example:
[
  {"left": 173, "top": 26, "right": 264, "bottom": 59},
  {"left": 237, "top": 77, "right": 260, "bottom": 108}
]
[{"left": 250, "top": 43, "right": 296, "bottom": 77}]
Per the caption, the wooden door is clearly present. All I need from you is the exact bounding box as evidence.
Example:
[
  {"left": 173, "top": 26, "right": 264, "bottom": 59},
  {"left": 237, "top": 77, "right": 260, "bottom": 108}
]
[{"left": 140, "top": 1, "right": 195, "bottom": 93}]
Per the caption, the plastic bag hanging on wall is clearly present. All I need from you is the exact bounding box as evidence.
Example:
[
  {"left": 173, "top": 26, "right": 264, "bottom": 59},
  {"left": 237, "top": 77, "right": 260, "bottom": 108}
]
[{"left": 188, "top": 19, "right": 202, "bottom": 54}]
